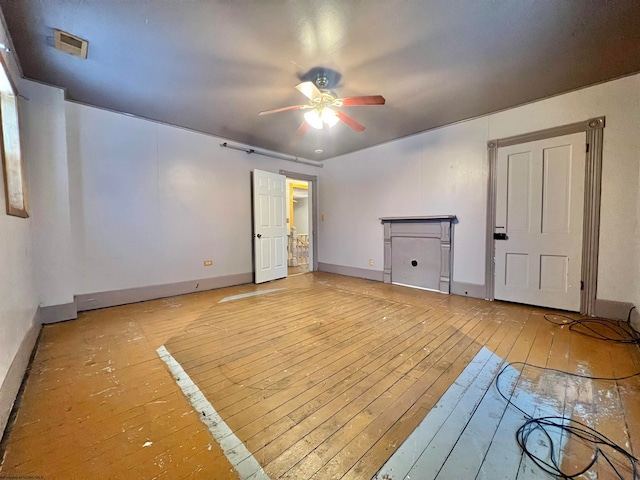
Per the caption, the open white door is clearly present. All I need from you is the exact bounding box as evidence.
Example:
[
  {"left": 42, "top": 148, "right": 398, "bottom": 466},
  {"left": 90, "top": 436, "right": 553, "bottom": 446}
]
[
  {"left": 253, "top": 169, "right": 288, "bottom": 284},
  {"left": 494, "top": 132, "right": 585, "bottom": 311}
]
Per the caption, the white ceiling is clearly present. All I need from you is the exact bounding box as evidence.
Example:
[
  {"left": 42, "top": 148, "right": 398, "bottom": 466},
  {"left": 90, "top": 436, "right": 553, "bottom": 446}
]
[{"left": 2, "top": 1, "right": 640, "bottom": 160}]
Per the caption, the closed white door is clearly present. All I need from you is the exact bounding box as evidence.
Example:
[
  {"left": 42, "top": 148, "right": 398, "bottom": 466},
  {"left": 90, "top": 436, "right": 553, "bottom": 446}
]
[
  {"left": 253, "top": 169, "right": 288, "bottom": 284},
  {"left": 494, "top": 132, "right": 585, "bottom": 311}
]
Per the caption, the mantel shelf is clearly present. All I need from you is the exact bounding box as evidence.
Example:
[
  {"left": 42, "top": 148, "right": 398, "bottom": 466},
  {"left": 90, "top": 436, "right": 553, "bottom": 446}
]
[{"left": 380, "top": 215, "right": 456, "bottom": 223}]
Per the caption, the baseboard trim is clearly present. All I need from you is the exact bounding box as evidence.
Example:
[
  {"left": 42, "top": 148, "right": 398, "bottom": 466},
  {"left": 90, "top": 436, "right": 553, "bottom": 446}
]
[
  {"left": 0, "top": 311, "right": 41, "bottom": 438},
  {"left": 318, "top": 263, "right": 384, "bottom": 282},
  {"left": 450, "top": 281, "right": 487, "bottom": 300},
  {"left": 594, "top": 299, "right": 635, "bottom": 321},
  {"left": 39, "top": 302, "right": 78, "bottom": 324},
  {"left": 75, "top": 273, "right": 253, "bottom": 312}
]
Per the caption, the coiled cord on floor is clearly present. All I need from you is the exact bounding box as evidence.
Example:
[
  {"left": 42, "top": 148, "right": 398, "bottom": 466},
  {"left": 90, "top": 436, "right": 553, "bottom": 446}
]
[
  {"left": 543, "top": 307, "right": 640, "bottom": 344},
  {"left": 496, "top": 310, "right": 640, "bottom": 479},
  {"left": 495, "top": 362, "right": 640, "bottom": 479}
]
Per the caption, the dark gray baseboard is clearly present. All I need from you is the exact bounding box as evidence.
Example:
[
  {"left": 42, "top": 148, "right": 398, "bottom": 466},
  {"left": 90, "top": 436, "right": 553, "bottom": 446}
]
[
  {"left": 75, "top": 272, "right": 254, "bottom": 312},
  {"left": 450, "top": 281, "right": 487, "bottom": 299},
  {"left": 0, "top": 311, "right": 40, "bottom": 437},
  {"left": 594, "top": 299, "right": 635, "bottom": 321},
  {"left": 318, "top": 263, "right": 384, "bottom": 282},
  {"left": 39, "top": 302, "right": 78, "bottom": 324}
]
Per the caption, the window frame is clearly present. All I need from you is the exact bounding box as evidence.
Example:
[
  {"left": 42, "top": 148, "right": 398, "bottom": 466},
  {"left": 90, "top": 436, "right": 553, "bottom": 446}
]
[{"left": 0, "top": 53, "right": 28, "bottom": 218}]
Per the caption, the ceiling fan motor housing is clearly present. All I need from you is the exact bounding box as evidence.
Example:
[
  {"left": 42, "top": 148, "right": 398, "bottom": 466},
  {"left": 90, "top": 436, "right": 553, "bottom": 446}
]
[
  {"left": 300, "top": 66, "right": 342, "bottom": 89},
  {"left": 315, "top": 75, "right": 329, "bottom": 89}
]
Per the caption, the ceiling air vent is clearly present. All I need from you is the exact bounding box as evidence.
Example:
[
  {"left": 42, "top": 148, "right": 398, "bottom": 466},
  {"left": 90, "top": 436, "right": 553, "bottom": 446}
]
[{"left": 54, "top": 29, "right": 88, "bottom": 59}]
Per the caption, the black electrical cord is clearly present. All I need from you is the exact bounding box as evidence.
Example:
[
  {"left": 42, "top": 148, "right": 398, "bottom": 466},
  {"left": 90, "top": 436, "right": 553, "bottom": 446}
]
[
  {"left": 496, "top": 307, "right": 640, "bottom": 478},
  {"left": 495, "top": 362, "right": 640, "bottom": 479},
  {"left": 543, "top": 308, "right": 640, "bottom": 344}
]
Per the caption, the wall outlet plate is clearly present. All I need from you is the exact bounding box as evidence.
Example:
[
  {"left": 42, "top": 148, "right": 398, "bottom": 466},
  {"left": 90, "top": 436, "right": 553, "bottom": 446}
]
[
  {"left": 369, "top": 259, "right": 374, "bottom": 266},
  {"left": 204, "top": 260, "right": 213, "bottom": 266}
]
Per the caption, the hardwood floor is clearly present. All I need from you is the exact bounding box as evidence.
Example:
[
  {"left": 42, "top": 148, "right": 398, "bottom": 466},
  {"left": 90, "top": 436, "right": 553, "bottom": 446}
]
[
  {"left": 1, "top": 272, "right": 638, "bottom": 479},
  {"left": 287, "top": 265, "right": 309, "bottom": 276}
]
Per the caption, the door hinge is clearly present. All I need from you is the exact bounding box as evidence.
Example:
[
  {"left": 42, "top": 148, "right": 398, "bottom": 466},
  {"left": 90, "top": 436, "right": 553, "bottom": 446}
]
[
  {"left": 580, "top": 280, "right": 584, "bottom": 291},
  {"left": 586, "top": 143, "right": 590, "bottom": 153}
]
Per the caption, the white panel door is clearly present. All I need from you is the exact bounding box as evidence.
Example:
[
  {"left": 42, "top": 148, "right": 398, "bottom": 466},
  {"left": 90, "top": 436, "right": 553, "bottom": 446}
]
[
  {"left": 253, "top": 169, "right": 288, "bottom": 284},
  {"left": 494, "top": 132, "right": 585, "bottom": 311}
]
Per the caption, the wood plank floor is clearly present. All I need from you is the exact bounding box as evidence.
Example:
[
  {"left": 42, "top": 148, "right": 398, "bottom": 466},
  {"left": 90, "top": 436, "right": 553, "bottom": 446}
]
[
  {"left": 288, "top": 265, "right": 309, "bottom": 276},
  {"left": 1, "top": 272, "right": 638, "bottom": 479}
]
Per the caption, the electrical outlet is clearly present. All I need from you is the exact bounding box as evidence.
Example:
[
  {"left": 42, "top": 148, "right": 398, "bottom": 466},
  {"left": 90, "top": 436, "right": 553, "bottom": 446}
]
[
  {"left": 369, "top": 259, "right": 374, "bottom": 266},
  {"left": 321, "top": 214, "right": 325, "bottom": 221},
  {"left": 204, "top": 260, "right": 213, "bottom": 267}
]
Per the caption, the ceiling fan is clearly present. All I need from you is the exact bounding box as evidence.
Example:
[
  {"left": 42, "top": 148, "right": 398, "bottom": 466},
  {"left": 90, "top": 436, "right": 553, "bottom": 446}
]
[{"left": 259, "top": 76, "right": 385, "bottom": 135}]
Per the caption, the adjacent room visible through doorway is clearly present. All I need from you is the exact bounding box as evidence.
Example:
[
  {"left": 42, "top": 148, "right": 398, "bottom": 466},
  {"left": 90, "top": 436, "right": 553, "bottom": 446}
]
[{"left": 286, "top": 178, "right": 311, "bottom": 276}]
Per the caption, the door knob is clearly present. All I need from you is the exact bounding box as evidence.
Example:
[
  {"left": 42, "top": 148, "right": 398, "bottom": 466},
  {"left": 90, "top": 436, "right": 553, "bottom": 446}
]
[{"left": 256, "top": 233, "right": 262, "bottom": 238}]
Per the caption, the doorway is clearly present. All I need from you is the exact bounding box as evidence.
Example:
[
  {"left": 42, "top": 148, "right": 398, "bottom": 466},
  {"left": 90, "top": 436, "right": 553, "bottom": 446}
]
[
  {"left": 287, "top": 179, "right": 311, "bottom": 275},
  {"left": 281, "top": 170, "right": 319, "bottom": 276},
  {"left": 486, "top": 117, "right": 605, "bottom": 315},
  {"left": 493, "top": 132, "right": 585, "bottom": 311}
]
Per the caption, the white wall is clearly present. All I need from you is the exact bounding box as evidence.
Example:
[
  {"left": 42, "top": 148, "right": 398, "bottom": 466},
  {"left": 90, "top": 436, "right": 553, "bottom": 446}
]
[
  {"left": 320, "top": 74, "right": 640, "bottom": 304},
  {"left": 0, "top": 161, "right": 37, "bottom": 384},
  {"left": 320, "top": 117, "right": 489, "bottom": 284},
  {"left": 21, "top": 80, "right": 74, "bottom": 307},
  {"left": 0, "top": 16, "right": 38, "bottom": 417},
  {"left": 66, "top": 102, "right": 320, "bottom": 295}
]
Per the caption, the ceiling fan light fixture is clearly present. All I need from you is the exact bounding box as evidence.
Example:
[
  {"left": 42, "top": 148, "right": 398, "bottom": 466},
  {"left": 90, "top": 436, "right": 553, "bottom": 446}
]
[
  {"left": 261, "top": 77, "right": 384, "bottom": 135},
  {"left": 304, "top": 109, "right": 323, "bottom": 129},
  {"left": 321, "top": 107, "right": 339, "bottom": 127}
]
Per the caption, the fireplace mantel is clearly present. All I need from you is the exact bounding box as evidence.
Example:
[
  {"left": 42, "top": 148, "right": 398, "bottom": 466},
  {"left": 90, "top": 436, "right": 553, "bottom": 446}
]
[{"left": 380, "top": 216, "right": 456, "bottom": 293}]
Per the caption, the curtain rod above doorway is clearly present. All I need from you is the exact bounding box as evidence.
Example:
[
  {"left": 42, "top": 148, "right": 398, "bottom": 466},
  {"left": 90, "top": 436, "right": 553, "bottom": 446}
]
[{"left": 219, "top": 142, "right": 323, "bottom": 168}]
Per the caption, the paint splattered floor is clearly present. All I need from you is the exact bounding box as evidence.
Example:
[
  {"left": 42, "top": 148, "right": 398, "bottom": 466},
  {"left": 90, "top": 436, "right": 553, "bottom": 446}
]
[{"left": 1, "top": 272, "right": 638, "bottom": 479}]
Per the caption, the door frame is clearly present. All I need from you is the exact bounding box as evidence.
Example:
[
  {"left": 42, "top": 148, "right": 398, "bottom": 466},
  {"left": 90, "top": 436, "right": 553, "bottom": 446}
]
[
  {"left": 485, "top": 116, "right": 605, "bottom": 315},
  {"left": 280, "top": 169, "right": 319, "bottom": 272}
]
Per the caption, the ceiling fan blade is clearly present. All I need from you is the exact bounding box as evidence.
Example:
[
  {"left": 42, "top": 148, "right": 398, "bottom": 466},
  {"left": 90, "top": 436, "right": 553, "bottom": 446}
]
[
  {"left": 338, "top": 95, "right": 386, "bottom": 106},
  {"left": 259, "top": 105, "right": 308, "bottom": 115},
  {"left": 336, "top": 110, "right": 366, "bottom": 132},
  {"left": 295, "top": 81, "right": 323, "bottom": 101},
  {"left": 296, "top": 121, "right": 309, "bottom": 136}
]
